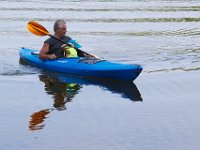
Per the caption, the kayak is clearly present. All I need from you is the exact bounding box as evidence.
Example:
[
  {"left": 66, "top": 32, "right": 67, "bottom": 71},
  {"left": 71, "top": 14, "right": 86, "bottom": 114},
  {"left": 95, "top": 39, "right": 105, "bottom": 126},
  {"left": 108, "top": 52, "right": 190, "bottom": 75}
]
[{"left": 19, "top": 48, "right": 142, "bottom": 81}]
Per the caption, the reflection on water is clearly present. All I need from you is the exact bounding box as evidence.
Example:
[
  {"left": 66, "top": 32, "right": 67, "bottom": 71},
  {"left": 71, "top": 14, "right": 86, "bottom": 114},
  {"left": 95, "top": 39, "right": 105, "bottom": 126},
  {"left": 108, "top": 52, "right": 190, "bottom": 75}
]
[
  {"left": 29, "top": 74, "right": 81, "bottom": 131},
  {"left": 29, "top": 73, "right": 142, "bottom": 131},
  {"left": 84, "top": 78, "right": 143, "bottom": 102},
  {"left": 29, "top": 109, "right": 50, "bottom": 131},
  {"left": 39, "top": 74, "right": 81, "bottom": 111},
  {"left": 45, "top": 73, "right": 143, "bottom": 102}
]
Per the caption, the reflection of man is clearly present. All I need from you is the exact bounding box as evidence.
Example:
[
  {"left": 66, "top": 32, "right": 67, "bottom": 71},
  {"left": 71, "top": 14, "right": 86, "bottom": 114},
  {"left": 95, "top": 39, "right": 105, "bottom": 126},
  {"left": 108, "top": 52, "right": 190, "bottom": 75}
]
[
  {"left": 29, "top": 75, "right": 81, "bottom": 131},
  {"left": 39, "top": 75, "right": 81, "bottom": 111}
]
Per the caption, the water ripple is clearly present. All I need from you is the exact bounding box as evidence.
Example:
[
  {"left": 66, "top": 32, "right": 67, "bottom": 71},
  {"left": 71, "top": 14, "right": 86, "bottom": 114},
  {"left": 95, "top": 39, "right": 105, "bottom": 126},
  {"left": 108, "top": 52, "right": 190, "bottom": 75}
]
[
  {"left": 0, "top": 70, "right": 36, "bottom": 76},
  {"left": 2, "top": 30, "right": 200, "bottom": 37},
  {"left": 2, "top": 6, "right": 200, "bottom": 12},
  {"left": 146, "top": 66, "right": 200, "bottom": 73},
  {"left": 1, "top": 17, "right": 200, "bottom": 23},
  {"left": 0, "top": 63, "right": 38, "bottom": 76}
]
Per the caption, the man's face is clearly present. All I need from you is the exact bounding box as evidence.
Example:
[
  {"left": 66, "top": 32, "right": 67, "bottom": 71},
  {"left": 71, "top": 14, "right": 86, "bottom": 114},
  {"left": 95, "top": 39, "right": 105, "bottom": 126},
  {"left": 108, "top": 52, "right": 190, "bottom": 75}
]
[{"left": 57, "top": 24, "right": 67, "bottom": 37}]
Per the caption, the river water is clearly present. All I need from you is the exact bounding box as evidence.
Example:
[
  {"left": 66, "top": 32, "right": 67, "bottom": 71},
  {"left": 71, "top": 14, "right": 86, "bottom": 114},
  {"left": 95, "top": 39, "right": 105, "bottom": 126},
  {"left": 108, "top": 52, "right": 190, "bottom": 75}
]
[{"left": 0, "top": 0, "right": 200, "bottom": 150}]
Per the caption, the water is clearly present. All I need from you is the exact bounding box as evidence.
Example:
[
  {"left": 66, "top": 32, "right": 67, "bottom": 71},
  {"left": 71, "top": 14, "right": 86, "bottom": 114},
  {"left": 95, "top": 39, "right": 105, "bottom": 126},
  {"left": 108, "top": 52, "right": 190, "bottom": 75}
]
[{"left": 0, "top": 0, "right": 200, "bottom": 149}]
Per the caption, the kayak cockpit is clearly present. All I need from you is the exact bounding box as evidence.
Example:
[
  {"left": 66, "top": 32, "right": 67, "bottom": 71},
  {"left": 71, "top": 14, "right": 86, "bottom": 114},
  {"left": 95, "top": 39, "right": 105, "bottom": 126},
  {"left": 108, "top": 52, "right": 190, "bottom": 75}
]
[
  {"left": 31, "top": 48, "right": 94, "bottom": 58},
  {"left": 30, "top": 48, "right": 103, "bottom": 64}
]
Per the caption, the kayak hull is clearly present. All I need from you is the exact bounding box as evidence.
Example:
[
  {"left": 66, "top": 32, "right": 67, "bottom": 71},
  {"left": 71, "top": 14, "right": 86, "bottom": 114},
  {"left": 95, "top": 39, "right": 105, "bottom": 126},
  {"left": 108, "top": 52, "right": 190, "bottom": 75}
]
[{"left": 19, "top": 48, "right": 142, "bottom": 81}]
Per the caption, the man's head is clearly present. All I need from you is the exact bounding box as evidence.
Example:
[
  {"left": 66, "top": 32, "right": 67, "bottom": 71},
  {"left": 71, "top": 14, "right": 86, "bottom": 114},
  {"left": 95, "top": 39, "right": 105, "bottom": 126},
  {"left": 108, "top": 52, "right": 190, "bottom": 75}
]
[{"left": 53, "top": 19, "right": 67, "bottom": 37}]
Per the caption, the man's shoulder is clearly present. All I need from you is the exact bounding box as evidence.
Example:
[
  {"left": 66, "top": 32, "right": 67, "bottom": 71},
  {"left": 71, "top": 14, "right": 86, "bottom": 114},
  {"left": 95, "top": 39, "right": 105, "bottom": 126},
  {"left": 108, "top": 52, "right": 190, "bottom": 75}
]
[
  {"left": 44, "top": 36, "right": 71, "bottom": 43},
  {"left": 44, "top": 37, "right": 55, "bottom": 44}
]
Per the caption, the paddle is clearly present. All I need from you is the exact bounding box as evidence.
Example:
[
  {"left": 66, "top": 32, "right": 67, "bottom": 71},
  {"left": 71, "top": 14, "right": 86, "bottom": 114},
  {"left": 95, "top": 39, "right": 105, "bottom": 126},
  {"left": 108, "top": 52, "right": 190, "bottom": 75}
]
[{"left": 27, "top": 21, "right": 94, "bottom": 57}]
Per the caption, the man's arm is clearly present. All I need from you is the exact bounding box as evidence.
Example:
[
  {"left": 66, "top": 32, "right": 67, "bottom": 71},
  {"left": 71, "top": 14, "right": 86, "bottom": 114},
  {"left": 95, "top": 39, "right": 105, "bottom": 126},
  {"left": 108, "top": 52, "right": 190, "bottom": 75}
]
[{"left": 39, "top": 43, "right": 57, "bottom": 60}]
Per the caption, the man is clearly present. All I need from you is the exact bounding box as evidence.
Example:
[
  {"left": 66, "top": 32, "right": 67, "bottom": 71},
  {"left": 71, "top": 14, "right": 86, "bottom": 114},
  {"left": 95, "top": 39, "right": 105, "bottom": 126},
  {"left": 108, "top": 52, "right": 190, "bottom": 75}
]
[{"left": 39, "top": 19, "right": 76, "bottom": 60}]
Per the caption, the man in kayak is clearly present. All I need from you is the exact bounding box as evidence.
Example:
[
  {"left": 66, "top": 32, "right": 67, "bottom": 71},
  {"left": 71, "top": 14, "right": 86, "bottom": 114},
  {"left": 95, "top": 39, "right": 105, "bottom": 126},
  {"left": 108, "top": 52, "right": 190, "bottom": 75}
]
[{"left": 39, "top": 19, "right": 77, "bottom": 60}]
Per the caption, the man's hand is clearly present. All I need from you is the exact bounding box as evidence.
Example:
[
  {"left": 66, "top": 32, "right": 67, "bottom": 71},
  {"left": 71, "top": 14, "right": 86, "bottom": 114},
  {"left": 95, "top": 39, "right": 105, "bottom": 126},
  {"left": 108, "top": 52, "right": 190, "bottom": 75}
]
[
  {"left": 48, "top": 54, "right": 57, "bottom": 60},
  {"left": 61, "top": 44, "right": 67, "bottom": 51},
  {"left": 61, "top": 43, "right": 74, "bottom": 50}
]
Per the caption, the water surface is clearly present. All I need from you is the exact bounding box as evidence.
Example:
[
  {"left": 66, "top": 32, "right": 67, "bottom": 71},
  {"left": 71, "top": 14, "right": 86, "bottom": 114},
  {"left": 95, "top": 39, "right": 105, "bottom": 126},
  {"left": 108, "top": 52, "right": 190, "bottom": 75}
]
[{"left": 0, "top": 0, "right": 200, "bottom": 150}]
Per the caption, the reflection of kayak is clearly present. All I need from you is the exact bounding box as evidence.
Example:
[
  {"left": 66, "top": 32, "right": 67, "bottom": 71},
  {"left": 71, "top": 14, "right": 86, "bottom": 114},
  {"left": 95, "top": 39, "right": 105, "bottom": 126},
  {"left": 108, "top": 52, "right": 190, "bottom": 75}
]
[
  {"left": 29, "top": 73, "right": 142, "bottom": 131},
  {"left": 19, "top": 48, "right": 142, "bottom": 81},
  {"left": 39, "top": 72, "right": 143, "bottom": 102}
]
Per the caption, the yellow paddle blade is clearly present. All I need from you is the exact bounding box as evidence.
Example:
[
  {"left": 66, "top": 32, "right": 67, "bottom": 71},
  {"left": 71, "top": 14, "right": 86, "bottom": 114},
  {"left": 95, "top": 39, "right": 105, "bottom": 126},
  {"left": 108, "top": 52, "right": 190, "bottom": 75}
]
[{"left": 27, "top": 21, "right": 49, "bottom": 36}]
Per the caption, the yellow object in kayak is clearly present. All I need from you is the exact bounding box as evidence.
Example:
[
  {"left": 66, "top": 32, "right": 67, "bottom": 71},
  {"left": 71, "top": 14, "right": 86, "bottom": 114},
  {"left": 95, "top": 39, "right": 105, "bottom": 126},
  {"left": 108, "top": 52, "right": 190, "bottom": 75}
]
[{"left": 64, "top": 47, "right": 78, "bottom": 58}]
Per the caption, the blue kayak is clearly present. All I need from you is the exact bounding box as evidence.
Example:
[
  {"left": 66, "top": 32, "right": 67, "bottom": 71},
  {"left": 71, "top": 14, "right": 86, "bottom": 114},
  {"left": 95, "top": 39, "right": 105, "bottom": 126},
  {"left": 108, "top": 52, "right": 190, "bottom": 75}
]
[{"left": 19, "top": 48, "right": 142, "bottom": 81}]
